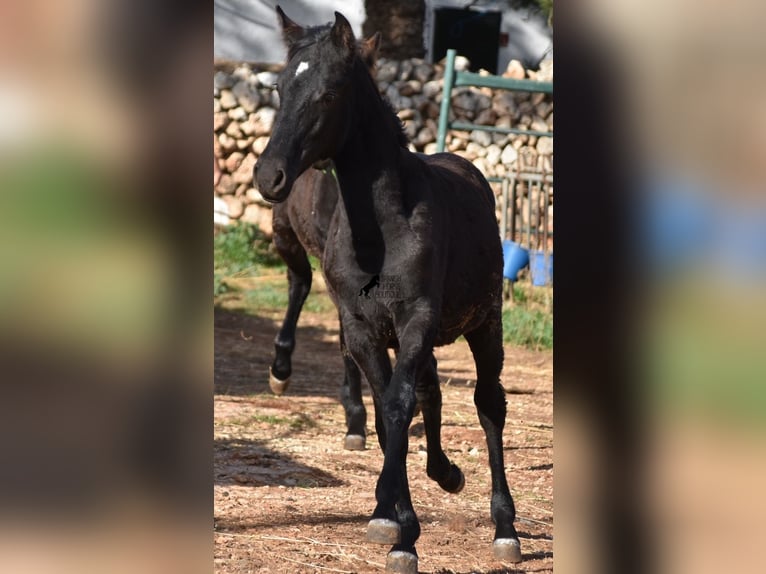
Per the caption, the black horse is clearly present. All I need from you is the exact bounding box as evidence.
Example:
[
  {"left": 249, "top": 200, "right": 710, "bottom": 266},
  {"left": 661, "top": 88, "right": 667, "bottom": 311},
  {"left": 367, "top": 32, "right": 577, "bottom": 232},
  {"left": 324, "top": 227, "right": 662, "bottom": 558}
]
[
  {"left": 255, "top": 8, "right": 521, "bottom": 572},
  {"left": 268, "top": 33, "right": 380, "bottom": 452}
]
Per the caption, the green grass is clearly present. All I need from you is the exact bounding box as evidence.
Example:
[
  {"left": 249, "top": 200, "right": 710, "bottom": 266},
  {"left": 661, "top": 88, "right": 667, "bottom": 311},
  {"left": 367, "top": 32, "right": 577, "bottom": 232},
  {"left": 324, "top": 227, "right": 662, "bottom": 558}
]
[
  {"left": 215, "top": 222, "right": 552, "bottom": 350},
  {"left": 502, "top": 282, "right": 553, "bottom": 350},
  {"left": 214, "top": 221, "right": 285, "bottom": 295},
  {"left": 214, "top": 221, "right": 335, "bottom": 313},
  {"left": 248, "top": 413, "right": 318, "bottom": 432}
]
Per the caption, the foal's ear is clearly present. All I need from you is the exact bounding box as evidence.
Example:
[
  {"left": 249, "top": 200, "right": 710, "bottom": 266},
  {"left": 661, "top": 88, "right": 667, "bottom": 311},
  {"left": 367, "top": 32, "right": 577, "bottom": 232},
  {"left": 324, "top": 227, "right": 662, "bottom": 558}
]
[
  {"left": 276, "top": 5, "right": 304, "bottom": 47},
  {"left": 359, "top": 32, "right": 382, "bottom": 69},
  {"left": 331, "top": 11, "right": 356, "bottom": 58}
]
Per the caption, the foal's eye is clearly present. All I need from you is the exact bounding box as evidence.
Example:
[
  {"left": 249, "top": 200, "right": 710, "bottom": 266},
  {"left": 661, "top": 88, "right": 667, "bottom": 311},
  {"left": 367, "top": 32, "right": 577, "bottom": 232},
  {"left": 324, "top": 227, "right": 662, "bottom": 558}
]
[{"left": 321, "top": 92, "right": 336, "bottom": 105}]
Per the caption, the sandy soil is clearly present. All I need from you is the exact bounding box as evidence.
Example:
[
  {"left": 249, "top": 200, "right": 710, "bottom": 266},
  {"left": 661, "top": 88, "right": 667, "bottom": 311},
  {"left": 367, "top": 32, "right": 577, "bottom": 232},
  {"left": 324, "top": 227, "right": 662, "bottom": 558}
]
[{"left": 214, "top": 306, "right": 552, "bottom": 573}]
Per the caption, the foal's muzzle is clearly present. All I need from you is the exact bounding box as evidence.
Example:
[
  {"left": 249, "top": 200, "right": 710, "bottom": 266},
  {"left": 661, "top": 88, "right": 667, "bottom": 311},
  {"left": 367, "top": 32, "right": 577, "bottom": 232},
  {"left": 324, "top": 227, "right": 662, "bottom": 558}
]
[{"left": 254, "top": 156, "right": 291, "bottom": 203}]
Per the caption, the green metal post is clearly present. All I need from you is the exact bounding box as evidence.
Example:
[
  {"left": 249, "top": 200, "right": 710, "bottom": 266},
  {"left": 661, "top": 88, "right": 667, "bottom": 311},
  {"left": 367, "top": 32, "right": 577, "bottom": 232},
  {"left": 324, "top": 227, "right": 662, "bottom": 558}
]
[{"left": 436, "top": 49, "right": 457, "bottom": 153}]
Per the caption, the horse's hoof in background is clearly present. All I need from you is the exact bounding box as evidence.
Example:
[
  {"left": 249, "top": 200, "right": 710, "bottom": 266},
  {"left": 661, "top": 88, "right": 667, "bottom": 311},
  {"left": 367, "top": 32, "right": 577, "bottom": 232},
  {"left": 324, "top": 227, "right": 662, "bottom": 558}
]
[
  {"left": 268, "top": 368, "right": 290, "bottom": 395},
  {"left": 367, "top": 519, "right": 401, "bottom": 545},
  {"left": 386, "top": 551, "right": 418, "bottom": 574},
  {"left": 438, "top": 463, "right": 465, "bottom": 494},
  {"left": 343, "top": 434, "right": 366, "bottom": 451},
  {"left": 493, "top": 538, "right": 522, "bottom": 564}
]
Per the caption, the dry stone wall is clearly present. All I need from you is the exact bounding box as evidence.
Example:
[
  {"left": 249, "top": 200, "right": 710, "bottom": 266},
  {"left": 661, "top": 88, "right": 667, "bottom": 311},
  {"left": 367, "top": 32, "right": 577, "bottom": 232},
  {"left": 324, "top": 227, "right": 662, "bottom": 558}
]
[{"left": 213, "top": 58, "right": 553, "bottom": 237}]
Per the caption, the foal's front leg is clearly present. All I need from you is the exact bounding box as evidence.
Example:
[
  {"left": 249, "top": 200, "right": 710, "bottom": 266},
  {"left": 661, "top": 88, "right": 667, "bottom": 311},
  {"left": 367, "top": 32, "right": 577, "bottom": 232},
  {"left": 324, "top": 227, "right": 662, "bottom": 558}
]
[{"left": 367, "top": 306, "right": 437, "bottom": 573}]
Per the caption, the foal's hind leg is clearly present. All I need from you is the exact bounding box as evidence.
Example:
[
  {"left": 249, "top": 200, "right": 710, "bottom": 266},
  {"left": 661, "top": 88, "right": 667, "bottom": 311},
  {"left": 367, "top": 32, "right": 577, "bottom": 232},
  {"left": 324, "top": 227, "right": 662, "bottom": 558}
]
[
  {"left": 465, "top": 316, "right": 522, "bottom": 564},
  {"left": 270, "top": 224, "right": 312, "bottom": 395},
  {"left": 416, "top": 354, "right": 465, "bottom": 493},
  {"left": 338, "top": 321, "right": 367, "bottom": 450}
]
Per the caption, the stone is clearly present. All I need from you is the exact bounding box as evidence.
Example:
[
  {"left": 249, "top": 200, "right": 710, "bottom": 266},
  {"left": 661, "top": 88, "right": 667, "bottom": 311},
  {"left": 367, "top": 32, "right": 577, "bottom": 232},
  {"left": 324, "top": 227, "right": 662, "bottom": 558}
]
[
  {"left": 241, "top": 203, "right": 273, "bottom": 236},
  {"left": 415, "top": 127, "right": 434, "bottom": 147},
  {"left": 519, "top": 114, "right": 532, "bottom": 128},
  {"left": 225, "top": 121, "right": 242, "bottom": 139},
  {"left": 397, "top": 108, "right": 416, "bottom": 121},
  {"left": 486, "top": 144, "right": 502, "bottom": 165},
  {"left": 398, "top": 59, "right": 414, "bottom": 81},
  {"left": 531, "top": 117, "right": 549, "bottom": 133},
  {"left": 246, "top": 187, "right": 270, "bottom": 206},
  {"left": 536, "top": 101, "right": 553, "bottom": 120},
  {"left": 269, "top": 90, "right": 280, "bottom": 108},
  {"left": 501, "top": 145, "right": 518, "bottom": 165},
  {"left": 397, "top": 80, "right": 421, "bottom": 97},
  {"left": 222, "top": 195, "right": 244, "bottom": 219},
  {"left": 413, "top": 63, "right": 432, "bottom": 84},
  {"left": 219, "top": 89, "right": 237, "bottom": 110},
  {"left": 228, "top": 106, "right": 247, "bottom": 121},
  {"left": 236, "top": 137, "right": 254, "bottom": 150},
  {"left": 518, "top": 101, "right": 535, "bottom": 115},
  {"left": 532, "top": 92, "right": 546, "bottom": 107},
  {"left": 475, "top": 108, "right": 498, "bottom": 126},
  {"left": 235, "top": 183, "right": 249, "bottom": 197},
  {"left": 536, "top": 136, "right": 553, "bottom": 156},
  {"left": 253, "top": 107, "right": 276, "bottom": 136},
  {"left": 422, "top": 80, "right": 442, "bottom": 100},
  {"left": 492, "top": 133, "right": 509, "bottom": 147},
  {"left": 472, "top": 157, "right": 487, "bottom": 174},
  {"left": 216, "top": 173, "right": 237, "bottom": 195},
  {"left": 214, "top": 195, "right": 230, "bottom": 226},
  {"left": 231, "top": 65, "right": 252, "bottom": 81},
  {"left": 453, "top": 55, "right": 470, "bottom": 72},
  {"left": 376, "top": 60, "right": 399, "bottom": 83},
  {"left": 218, "top": 132, "right": 237, "bottom": 153},
  {"left": 232, "top": 80, "right": 260, "bottom": 112},
  {"left": 469, "top": 129, "right": 492, "bottom": 147},
  {"left": 403, "top": 120, "right": 418, "bottom": 140},
  {"left": 213, "top": 98, "right": 221, "bottom": 113},
  {"left": 224, "top": 152, "right": 245, "bottom": 173},
  {"left": 465, "top": 142, "right": 486, "bottom": 158},
  {"left": 214, "top": 71, "right": 234, "bottom": 91},
  {"left": 214, "top": 112, "right": 229, "bottom": 131},
  {"left": 424, "top": 142, "right": 438, "bottom": 155},
  {"left": 232, "top": 154, "right": 256, "bottom": 185},
  {"left": 240, "top": 118, "right": 256, "bottom": 136},
  {"left": 256, "top": 71, "right": 278, "bottom": 88},
  {"left": 252, "top": 136, "right": 270, "bottom": 155},
  {"left": 397, "top": 96, "right": 413, "bottom": 111},
  {"left": 492, "top": 92, "right": 517, "bottom": 116},
  {"left": 504, "top": 60, "right": 525, "bottom": 79},
  {"left": 538, "top": 60, "right": 553, "bottom": 82}
]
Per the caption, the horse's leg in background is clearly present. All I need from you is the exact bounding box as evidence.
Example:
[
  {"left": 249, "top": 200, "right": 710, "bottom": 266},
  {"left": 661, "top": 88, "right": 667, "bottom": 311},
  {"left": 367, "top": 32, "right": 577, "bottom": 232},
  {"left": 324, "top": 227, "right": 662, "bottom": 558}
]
[
  {"left": 269, "top": 219, "right": 312, "bottom": 395},
  {"left": 416, "top": 354, "right": 465, "bottom": 493},
  {"left": 338, "top": 319, "right": 367, "bottom": 450},
  {"left": 465, "top": 316, "right": 522, "bottom": 564}
]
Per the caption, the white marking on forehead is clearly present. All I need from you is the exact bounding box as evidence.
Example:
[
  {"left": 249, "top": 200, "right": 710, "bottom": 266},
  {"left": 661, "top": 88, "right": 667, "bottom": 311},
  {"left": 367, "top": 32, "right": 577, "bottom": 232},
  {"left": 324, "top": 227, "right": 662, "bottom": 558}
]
[{"left": 295, "top": 61, "right": 310, "bottom": 77}]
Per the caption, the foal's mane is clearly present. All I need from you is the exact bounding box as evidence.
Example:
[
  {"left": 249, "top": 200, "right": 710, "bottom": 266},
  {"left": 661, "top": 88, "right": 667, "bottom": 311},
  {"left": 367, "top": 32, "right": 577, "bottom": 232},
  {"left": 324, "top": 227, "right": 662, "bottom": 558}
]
[{"left": 287, "top": 24, "right": 409, "bottom": 150}]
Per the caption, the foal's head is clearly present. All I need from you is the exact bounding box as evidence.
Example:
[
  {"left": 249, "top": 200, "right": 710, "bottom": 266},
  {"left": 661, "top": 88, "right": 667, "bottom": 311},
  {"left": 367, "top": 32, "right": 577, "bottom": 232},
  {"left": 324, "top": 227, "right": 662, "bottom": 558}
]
[{"left": 254, "top": 7, "right": 370, "bottom": 203}]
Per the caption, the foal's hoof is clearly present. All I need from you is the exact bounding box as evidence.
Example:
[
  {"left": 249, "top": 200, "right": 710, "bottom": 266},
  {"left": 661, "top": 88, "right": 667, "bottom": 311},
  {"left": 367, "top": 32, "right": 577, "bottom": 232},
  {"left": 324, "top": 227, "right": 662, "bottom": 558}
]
[
  {"left": 438, "top": 464, "right": 465, "bottom": 494},
  {"left": 268, "top": 368, "right": 290, "bottom": 395},
  {"left": 493, "top": 538, "right": 522, "bottom": 564},
  {"left": 343, "top": 434, "right": 366, "bottom": 451},
  {"left": 367, "top": 519, "right": 401, "bottom": 545},
  {"left": 386, "top": 551, "right": 418, "bottom": 574}
]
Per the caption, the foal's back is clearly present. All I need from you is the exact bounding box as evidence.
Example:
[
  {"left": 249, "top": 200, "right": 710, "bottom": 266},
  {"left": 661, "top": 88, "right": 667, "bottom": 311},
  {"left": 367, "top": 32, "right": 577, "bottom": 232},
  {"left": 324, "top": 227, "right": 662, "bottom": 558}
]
[{"left": 407, "top": 152, "right": 503, "bottom": 345}]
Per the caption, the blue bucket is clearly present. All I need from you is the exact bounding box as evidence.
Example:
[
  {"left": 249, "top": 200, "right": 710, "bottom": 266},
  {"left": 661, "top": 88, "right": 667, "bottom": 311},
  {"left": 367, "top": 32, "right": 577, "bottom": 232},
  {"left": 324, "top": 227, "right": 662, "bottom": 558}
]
[
  {"left": 530, "top": 250, "right": 553, "bottom": 286},
  {"left": 502, "top": 240, "right": 529, "bottom": 281}
]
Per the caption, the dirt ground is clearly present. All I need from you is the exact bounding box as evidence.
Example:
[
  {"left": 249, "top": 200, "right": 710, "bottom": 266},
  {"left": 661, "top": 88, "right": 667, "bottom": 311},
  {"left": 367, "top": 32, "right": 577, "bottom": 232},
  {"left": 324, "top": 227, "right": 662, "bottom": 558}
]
[{"left": 214, "top": 305, "right": 552, "bottom": 574}]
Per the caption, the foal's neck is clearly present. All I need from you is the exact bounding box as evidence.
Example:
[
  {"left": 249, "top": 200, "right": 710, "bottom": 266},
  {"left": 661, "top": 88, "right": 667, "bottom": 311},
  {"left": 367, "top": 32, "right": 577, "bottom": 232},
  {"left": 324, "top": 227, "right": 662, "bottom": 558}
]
[{"left": 332, "top": 64, "right": 407, "bottom": 273}]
